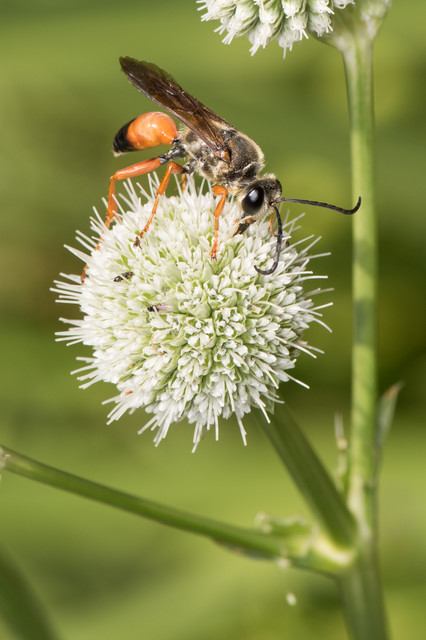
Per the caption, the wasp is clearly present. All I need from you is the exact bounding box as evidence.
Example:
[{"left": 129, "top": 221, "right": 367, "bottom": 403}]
[{"left": 105, "top": 57, "right": 360, "bottom": 276}]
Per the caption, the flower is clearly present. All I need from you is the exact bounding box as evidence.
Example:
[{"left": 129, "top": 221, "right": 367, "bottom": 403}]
[
  {"left": 53, "top": 176, "right": 329, "bottom": 449},
  {"left": 197, "top": 0, "right": 355, "bottom": 56}
]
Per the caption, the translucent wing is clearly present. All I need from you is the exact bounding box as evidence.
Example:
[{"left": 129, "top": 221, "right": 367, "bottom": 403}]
[{"left": 119, "top": 57, "right": 232, "bottom": 160}]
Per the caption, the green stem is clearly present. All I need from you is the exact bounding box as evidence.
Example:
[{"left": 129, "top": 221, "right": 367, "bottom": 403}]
[
  {"left": 330, "top": 10, "right": 389, "bottom": 639},
  {"left": 0, "top": 445, "right": 355, "bottom": 575},
  {"left": 338, "top": 546, "right": 389, "bottom": 640},
  {"left": 0, "top": 446, "right": 283, "bottom": 560},
  {"left": 343, "top": 31, "right": 378, "bottom": 533}
]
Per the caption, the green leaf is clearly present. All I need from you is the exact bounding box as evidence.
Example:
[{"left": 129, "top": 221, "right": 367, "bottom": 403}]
[
  {"left": 376, "top": 382, "right": 403, "bottom": 451},
  {"left": 256, "top": 406, "right": 356, "bottom": 549}
]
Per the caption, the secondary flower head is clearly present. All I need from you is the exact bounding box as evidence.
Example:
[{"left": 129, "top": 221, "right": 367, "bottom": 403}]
[
  {"left": 53, "top": 176, "right": 329, "bottom": 449},
  {"left": 197, "top": 0, "right": 355, "bottom": 56}
]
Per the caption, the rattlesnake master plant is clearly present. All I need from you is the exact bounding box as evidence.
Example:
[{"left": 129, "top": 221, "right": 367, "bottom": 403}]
[
  {"left": 197, "top": 0, "right": 356, "bottom": 55},
  {"left": 53, "top": 176, "right": 330, "bottom": 449}
]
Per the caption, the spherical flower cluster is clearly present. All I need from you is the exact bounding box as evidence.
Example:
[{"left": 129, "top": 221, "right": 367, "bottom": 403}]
[
  {"left": 53, "top": 177, "right": 329, "bottom": 449},
  {"left": 197, "top": 0, "right": 355, "bottom": 56}
]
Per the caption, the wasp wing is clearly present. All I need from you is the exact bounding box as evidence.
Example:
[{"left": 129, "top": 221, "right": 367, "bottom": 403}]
[{"left": 119, "top": 57, "right": 232, "bottom": 160}]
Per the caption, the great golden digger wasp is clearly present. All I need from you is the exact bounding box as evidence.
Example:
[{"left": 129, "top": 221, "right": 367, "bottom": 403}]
[{"left": 100, "top": 57, "right": 360, "bottom": 278}]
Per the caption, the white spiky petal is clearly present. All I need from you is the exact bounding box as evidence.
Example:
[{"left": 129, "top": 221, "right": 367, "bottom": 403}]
[
  {"left": 198, "top": 0, "right": 355, "bottom": 55},
  {"left": 53, "top": 176, "right": 330, "bottom": 449}
]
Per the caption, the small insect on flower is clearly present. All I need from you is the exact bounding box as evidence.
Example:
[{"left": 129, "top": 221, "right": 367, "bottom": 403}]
[
  {"left": 53, "top": 177, "right": 332, "bottom": 450},
  {"left": 92, "top": 57, "right": 360, "bottom": 279}
]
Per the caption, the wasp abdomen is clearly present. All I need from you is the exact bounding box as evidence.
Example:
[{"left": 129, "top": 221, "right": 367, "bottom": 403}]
[{"left": 113, "top": 112, "right": 178, "bottom": 156}]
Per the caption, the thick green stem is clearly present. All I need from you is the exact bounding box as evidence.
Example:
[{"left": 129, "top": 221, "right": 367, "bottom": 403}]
[
  {"left": 338, "top": 546, "right": 388, "bottom": 640},
  {"left": 343, "top": 33, "right": 378, "bottom": 533},
  {"left": 330, "top": 13, "right": 389, "bottom": 640}
]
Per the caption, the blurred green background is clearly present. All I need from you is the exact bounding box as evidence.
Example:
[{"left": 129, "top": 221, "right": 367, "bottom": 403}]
[{"left": 0, "top": 1, "right": 425, "bottom": 638}]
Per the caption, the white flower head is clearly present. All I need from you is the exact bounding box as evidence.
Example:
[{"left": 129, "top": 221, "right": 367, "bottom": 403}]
[
  {"left": 53, "top": 176, "right": 330, "bottom": 449},
  {"left": 197, "top": 0, "right": 355, "bottom": 56}
]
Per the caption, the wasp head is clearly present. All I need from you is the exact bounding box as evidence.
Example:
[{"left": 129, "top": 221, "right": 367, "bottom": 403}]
[{"left": 236, "top": 175, "right": 282, "bottom": 234}]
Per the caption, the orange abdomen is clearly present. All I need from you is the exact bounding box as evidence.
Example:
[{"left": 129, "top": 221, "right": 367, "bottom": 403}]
[{"left": 126, "top": 112, "right": 178, "bottom": 150}]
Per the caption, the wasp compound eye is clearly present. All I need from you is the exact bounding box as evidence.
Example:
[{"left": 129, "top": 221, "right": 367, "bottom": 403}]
[{"left": 241, "top": 186, "right": 265, "bottom": 215}]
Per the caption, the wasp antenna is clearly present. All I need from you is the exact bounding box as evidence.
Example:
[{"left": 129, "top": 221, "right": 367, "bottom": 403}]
[
  {"left": 276, "top": 195, "right": 361, "bottom": 215},
  {"left": 255, "top": 206, "right": 283, "bottom": 276}
]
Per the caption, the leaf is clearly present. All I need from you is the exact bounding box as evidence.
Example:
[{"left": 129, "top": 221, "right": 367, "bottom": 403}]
[
  {"left": 0, "top": 547, "right": 58, "bottom": 640},
  {"left": 376, "top": 382, "right": 404, "bottom": 451}
]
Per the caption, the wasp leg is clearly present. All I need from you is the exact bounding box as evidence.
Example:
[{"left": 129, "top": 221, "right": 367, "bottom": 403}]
[
  {"left": 269, "top": 211, "right": 277, "bottom": 237},
  {"left": 134, "top": 161, "right": 184, "bottom": 247},
  {"left": 81, "top": 157, "right": 167, "bottom": 281},
  {"left": 210, "top": 185, "right": 228, "bottom": 260},
  {"left": 81, "top": 157, "right": 183, "bottom": 281},
  {"left": 107, "top": 156, "right": 166, "bottom": 225},
  {"left": 178, "top": 159, "right": 195, "bottom": 194},
  {"left": 179, "top": 173, "right": 188, "bottom": 193}
]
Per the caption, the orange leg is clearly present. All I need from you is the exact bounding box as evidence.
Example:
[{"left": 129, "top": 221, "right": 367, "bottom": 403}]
[
  {"left": 211, "top": 185, "right": 228, "bottom": 259},
  {"left": 107, "top": 156, "right": 164, "bottom": 226},
  {"left": 134, "top": 161, "right": 184, "bottom": 246},
  {"left": 269, "top": 211, "right": 277, "bottom": 237},
  {"left": 81, "top": 157, "right": 183, "bottom": 282},
  {"left": 179, "top": 173, "right": 188, "bottom": 193}
]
